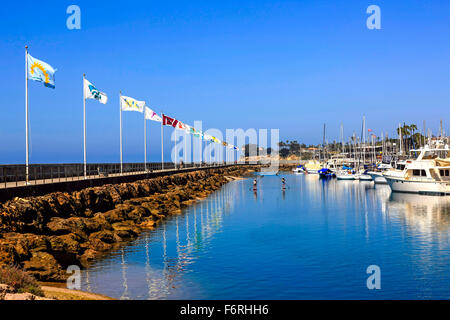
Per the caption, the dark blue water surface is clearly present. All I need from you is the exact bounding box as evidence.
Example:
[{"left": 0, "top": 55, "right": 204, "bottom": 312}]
[{"left": 80, "top": 174, "right": 450, "bottom": 299}]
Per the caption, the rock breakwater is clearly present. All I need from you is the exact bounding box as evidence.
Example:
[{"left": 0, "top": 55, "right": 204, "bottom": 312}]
[{"left": 0, "top": 166, "right": 256, "bottom": 282}]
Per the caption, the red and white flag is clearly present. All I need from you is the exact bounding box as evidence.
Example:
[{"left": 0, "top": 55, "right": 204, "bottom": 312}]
[{"left": 176, "top": 121, "right": 186, "bottom": 130}]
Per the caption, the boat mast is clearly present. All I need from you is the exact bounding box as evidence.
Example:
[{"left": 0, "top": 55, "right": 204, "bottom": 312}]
[
  {"left": 362, "top": 116, "right": 366, "bottom": 168},
  {"left": 323, "top": 123, "right": 326, "bottom": 163}
]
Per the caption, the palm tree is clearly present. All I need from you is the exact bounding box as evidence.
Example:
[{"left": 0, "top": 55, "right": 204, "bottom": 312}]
[{"left": 397, "top": 123, "right": 419, "bottom": 153}]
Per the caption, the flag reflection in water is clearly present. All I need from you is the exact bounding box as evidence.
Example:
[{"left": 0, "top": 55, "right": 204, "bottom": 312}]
[{"left": 80, "top": 183, "right": 237, "bottom": 300}]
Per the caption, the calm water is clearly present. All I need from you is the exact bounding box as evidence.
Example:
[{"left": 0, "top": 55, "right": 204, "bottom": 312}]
[{"left": 80, "top": 174, "right": 450, "bottom": 300}]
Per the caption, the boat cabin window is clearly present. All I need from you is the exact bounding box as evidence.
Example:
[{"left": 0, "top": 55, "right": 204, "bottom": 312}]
[
  {"left": 412, "top": 169, "right": 427, "bottom": 177},
  {"left": 440, "top": 169, "right": 450, "bottom": 177},
  {"left": 422, "top": 152, "right": 438, "bottom": 160},
  {"left": 397, "top": 164, "right": 406, "bottom": 170}
]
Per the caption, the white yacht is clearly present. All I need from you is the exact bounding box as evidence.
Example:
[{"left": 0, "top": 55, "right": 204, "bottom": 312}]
[
  {"left": 304, "top": 160, "right": 323, "bottom": 174},
  {"left": 292, "top": 165, "right": 306, "bottom": 174},
  {"left": 384, "top": 147, "right": 450, "bottom": 195},
  {"left": 336, "top": 169, "right": 359, "bottom": 180},
  {"left": 359, "top": 171, "right": 373, "bottom": 181},
  {"left": 367, "top": 162, "right": 396, "bottom": 184}
]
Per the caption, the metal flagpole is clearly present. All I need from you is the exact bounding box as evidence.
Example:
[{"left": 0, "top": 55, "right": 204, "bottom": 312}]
[
  {"left": 184, "top": 131, "right": 188, "bottom": 164},
  {"left": 174, "top": 128, "right": 178, "bottom": 169},
  {"left": 25, "top": 46, "right": 29, "bottom": 184},
  {"left": 144, "top": 111, "right": 147, "bottom": 172},
  {"left": 200, "top": 137, "right": 202, "bottom": 167},
  {"left": 120, "top": 92, "right": 123, "bottom": 174},
  {"left": 161, "top": 114, "right": 164, "bottom": 170},
  {"left": 83, "top": 74, "right": 87, "bottom": 178}
]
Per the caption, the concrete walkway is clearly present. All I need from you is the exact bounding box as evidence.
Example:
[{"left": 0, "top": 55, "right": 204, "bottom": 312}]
[{"left": 0, "top": 165, "right": 233, "bottom": 190}]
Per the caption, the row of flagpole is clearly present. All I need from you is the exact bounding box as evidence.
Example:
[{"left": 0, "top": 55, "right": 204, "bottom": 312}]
[{"left": 25, "top": 47, "right": 240, "bottom": 182}]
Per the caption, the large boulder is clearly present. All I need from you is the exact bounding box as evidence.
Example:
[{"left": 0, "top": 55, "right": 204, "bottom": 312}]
[
  {"left": 89, "top": 230, "right": 117, "bottom": 244},
  {"left": 48, "top": 233, "right": 83, "bottom": 254},
  {"left": 22, "top": 252, "right": 66, "bottom": 282},
  {"left": 0, "top": 243, "right": 18, "bottom": 265},
  {"left": 1, "top": 233, "right": 49, "bottom": 261},
  {"left": 46, "top": 217, "right": 88, "bottom": 236},
  {"left": 111, "top": 221, "right": 141, "bottom": 239}
]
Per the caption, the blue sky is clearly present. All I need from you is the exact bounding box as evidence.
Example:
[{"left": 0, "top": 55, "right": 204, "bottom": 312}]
[{"left": 0, "top": 0, "right": 449, "bottom": 164}]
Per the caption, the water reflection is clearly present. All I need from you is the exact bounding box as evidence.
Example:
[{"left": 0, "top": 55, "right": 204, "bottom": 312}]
[
  {"left": 81, "top": 183, "right": 237, "bottom": 300},
  {"left": 81, "top": 175, "right": 449, "bottom": 300},
  {"left": 388, "top": 193, "right": 450, "bottom": 235}
]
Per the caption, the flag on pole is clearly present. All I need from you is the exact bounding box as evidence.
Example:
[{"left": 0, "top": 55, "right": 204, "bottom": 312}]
[
  {"left": 27, "top": 54, "right": 56, "bottom": 88},
  {"left": 145, "top": 107, "right": 162, "bottom": 122},
  {"left": 84, "top": 79, "right": 108, "bottom": 104},
  {"left": 193, "top": 130, "right": 203, "bottom": 139},
  {"left": 176, "top": 121, "right": 186, "bottom": 131},
  {"left": 162, "top": 115, "right": 179, "bottom": 128},
  {"left": 184, "top": 124, "right": 193, "bottom": 134},
  {"left": 120, "top": 95, "right": 145, "bottom": 112}
]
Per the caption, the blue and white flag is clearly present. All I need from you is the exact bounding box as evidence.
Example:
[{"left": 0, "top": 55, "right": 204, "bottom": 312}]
[
  {"left": 27, "top": 54, "right": 56, "bottom": 88},
  {"left": 84, "top": 78, "right": 108, "bottom": 104}
]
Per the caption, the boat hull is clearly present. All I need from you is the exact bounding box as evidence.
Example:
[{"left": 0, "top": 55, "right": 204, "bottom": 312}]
[
  {"left": 359, "top": 174, "right": 373, "bottom": 182},
  {"left": 367, "top": 172, "right": 387, "bottom": 184},
  {"left": 385, "top": 177, "right": 450, "bottom": 195},
  {"left": 336, "top": 175, "right": 356, "bottom": 180}
]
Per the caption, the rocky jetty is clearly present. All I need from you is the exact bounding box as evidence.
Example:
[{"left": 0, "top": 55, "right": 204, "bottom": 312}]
[
  {"left": 0, "top": 166, "right": 256, "bottom": 282},
  {"left": 278, "top": 164, "right": 299, "bottom": 172}
]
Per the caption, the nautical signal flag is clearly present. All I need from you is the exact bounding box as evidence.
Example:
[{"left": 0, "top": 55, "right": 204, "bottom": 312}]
[
  {"left": 84, "top": 79, "right": 108, "bottom": 104},
  {"left": 27, "top": 54, "right": 56, "bottom": 88},
  {"left": 176, "top": 121, "right": 186, "bottom": 131},
  {"left": 162, "top": 115, "right": 179, "bottom": 128},
  {"left": 120, "top": 95, "right": 145, "bottom": 112},
  {"left": 145, "top": 107, "right": 162, "bottom": 123}
]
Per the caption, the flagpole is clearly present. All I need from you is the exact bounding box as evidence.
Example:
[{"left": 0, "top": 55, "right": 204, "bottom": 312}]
[
  {"left": 200, "top": 138, "right": 202, "bottom": 167},
  {"left": 144, "top": 112, "right": 147, "bottom": 172},
  {"left": 83, "top": 74, "right": 87, "bottom": 179},
  {"left": 184, "top": 131, "right": 188, "bottom": 164},
  {"left": 25, "top": 46, "right": 29, "bottom": 184},
  {"left": 161, "top": 114, "right": 164, "bottom": 170},
  {"left": 120, "top": 91, "right": 123, "bottom": 175}
]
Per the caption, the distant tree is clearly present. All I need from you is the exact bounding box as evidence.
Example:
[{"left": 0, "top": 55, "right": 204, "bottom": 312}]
[
  {"left": 244, "top": 144, "right": 258, "bottom": 157},
  {"left": 279, "top": 148, "right": 290, "bottom": 158}
]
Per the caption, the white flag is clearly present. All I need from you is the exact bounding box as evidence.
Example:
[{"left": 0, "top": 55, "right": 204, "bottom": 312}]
[
  {"left": 145, "top": 107, "right": 162, "bottom": 123},
  {"left": 120, "top": 95, "right": 145, "bottom": 112},
  {"left": 84, "top": 79, "right": 108, "bottom": 104}
]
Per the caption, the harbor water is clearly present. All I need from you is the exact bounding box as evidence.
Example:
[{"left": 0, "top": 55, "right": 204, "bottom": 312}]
[{"left": 80, "top": 174, "right": 450, "bottom": 299}]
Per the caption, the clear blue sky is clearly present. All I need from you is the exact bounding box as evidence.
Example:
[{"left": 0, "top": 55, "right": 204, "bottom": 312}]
[{"left": 0, "top": 0, "right": 449, "bottom": 164}]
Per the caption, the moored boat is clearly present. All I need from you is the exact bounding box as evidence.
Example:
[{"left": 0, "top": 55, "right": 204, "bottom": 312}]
[
  {"left": 367, "top": 171, "right": 387, "bottom": 184},
  {"left": 293, "top": 165, "right": 306, "bottom": 174},
  {"left": 304, "top": 160, "right": 322, "bottom": 174},
  {"left": 384, "top": 147, "right": 450, "bottom": 195},
  {"left": 319, "top": 168, "right": 335, "bottom": 179}
]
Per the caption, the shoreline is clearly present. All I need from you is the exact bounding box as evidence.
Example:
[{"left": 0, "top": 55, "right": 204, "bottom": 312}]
[{"left": 0, "top": 166, "right": 258, "bottom": 287}]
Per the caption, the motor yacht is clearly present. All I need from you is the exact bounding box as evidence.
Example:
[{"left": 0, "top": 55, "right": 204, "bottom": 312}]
[{"left": 384, "top": 147, "right": 450, "bottom": 195}]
